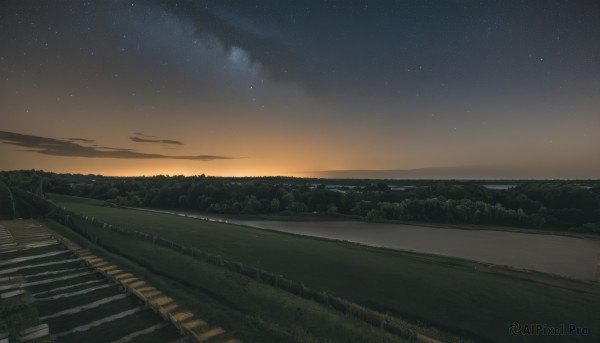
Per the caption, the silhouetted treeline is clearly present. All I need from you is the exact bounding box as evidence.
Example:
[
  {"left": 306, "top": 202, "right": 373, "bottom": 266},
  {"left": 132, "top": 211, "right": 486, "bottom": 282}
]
[{"left": 2, "top": 170, "right": 599, "bottom": 233}]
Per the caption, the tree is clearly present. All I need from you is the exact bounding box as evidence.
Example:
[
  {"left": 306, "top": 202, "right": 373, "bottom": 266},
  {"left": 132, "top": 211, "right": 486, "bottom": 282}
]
[
  {"left": 243, "top": 195, "right": 262, "bottom": 213},
  {"left": 106, "top": 187, "right": 120, "bottom": 199},
  {"left": 270, "top": 198, "right": 281, "bottom": 212},
  {"left": 287, "top": 202, "right": 308, "bottom": 213},
  {"left": 327, "top": 203, "right": 338, "bottom": 214},
  {"left": 366, "top": 209, "right": 384, "bottom": 220}
]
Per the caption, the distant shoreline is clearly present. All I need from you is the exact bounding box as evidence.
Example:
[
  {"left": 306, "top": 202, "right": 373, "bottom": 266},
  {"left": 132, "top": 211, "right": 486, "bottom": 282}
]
[{"left": 123, "top": 204, "right": 600, "bottom": 241}]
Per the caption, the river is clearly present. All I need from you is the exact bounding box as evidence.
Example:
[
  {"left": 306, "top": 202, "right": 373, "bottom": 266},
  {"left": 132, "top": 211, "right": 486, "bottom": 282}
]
[{"left": 135, "top": 208, "right": 600, "bottom": 281}]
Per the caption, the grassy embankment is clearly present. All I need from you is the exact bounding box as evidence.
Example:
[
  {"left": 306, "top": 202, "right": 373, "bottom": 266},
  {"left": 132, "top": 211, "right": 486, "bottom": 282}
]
[
  {"left": 44, "top": 219, "right": 412, "bottom": 343},
  {"left": 51, "top": 194, "right": 600, "bottom": 342}
]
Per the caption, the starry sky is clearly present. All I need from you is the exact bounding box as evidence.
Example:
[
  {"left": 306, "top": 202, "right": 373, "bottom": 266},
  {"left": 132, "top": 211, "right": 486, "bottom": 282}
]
[{"left": 1, "top": 0, "right": 599, "bottom": 178}]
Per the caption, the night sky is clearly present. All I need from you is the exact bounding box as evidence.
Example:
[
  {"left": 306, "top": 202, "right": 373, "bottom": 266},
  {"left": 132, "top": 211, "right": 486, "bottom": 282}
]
[{"left": 1, "top": 1, "right": 599, "bottom": 178}]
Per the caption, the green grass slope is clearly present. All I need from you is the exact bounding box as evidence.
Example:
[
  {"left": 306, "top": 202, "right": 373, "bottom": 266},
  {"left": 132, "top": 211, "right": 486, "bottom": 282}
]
[
  {"left": 51, "top": 194, "right": 600, "bottom": 342},
  {"left": 43, "top": 218, "right": 410, "bottom": 343}
]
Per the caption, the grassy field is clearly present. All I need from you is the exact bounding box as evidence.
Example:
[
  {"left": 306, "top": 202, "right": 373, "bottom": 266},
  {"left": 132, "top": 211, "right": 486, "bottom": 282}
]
[
  {"left": 51, "top": 194, "right": 600, "bottom": 342},
  {"left": 44, "top": 218, "right": 413, "bottom": 343}
]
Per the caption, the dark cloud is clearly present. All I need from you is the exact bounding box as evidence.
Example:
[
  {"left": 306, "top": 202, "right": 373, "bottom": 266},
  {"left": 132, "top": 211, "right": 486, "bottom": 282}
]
[
  {"left": 67, "top": 138, "right": 95, "bottom": 143},
  {"left": 0, "top": 131, "right": 234, "bottom": 161},
  {"left": 133, "top": 132, "right": 159, "bottom": 138},
  {"left": 130, "top": 137, "right": 183, "bottom": 145},
  {"left": 96, "top": 146, "right": 134, "bottom": 151}
]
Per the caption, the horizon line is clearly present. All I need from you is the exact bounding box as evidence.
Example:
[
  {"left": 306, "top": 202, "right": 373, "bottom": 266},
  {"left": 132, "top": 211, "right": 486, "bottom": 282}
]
[{"left": 1, "top": 169, "right": 599, "bottom": 181}]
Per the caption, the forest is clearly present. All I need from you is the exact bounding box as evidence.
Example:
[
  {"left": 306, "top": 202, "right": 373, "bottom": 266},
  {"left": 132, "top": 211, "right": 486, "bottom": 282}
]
[{"left": 1, "top": 170, "right": 599, "bottom": 233}]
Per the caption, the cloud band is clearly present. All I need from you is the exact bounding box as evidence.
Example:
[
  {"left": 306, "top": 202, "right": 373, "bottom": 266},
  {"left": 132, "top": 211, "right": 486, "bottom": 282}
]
[{"left": 0, "top": 131, "right": 235, "bottom": 161}]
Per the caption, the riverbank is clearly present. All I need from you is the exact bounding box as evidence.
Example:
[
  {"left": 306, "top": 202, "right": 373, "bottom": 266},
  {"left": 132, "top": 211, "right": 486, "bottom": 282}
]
[
  {"left": 123, "top": 205, "right": 600, "bottom": 281},
  {"left": 49, "top": 193, "right": 600, "bottom": 342}
]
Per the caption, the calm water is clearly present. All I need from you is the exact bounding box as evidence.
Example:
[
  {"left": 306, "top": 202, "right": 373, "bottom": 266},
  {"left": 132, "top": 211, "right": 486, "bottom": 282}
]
[
  {"left": 144, "top": 209, "right": 600, "bottom": 281},
  {"left": 483, "top": 184, "right": 516, "bottom": 190}
]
